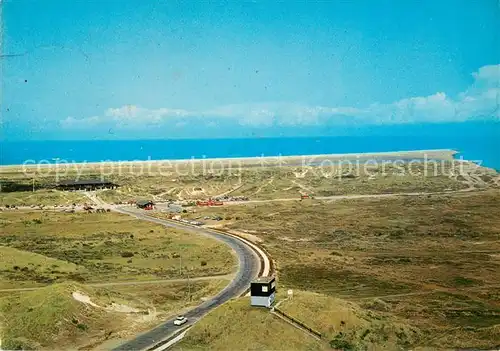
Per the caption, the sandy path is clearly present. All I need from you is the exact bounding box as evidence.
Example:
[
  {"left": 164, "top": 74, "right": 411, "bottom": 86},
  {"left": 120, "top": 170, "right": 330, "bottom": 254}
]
[
  {"left": 225, "top": 186, "right": 481, "bottom": 206},
  {"left": 0, "top": 274, "right": 234, "bottom": 293}
]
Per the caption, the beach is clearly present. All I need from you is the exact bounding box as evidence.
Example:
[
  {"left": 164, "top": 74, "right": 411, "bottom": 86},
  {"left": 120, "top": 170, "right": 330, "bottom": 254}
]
[{"left": 0, "top": 149, "right": 459, "bottom": 171}]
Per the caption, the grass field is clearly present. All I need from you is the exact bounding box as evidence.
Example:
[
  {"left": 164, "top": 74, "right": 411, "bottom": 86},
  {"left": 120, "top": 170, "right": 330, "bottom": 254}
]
[
  {"left": 175, "top": 290, "right": 421, "bottom": 351},
  {"left": 278, "top": 290, "right": 421, "bottom": 350},
  {"left": 0, "top": 280, "right": 227, "bottom": 350},
  {"left": 0, "top": 211, "right": 236, "bottom": 289},
  {"left": 174, "top": 297, "right": 326, "bottom": 351},
  {"left": 179, "top": 189, "right": 500, "bottom": 349},
  {"left": 0, "top": 189, "right": 88, "bottom": 206}
]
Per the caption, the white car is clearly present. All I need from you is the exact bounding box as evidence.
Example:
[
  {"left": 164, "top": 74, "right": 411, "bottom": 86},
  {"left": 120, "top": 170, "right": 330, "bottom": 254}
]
[{"left": 173, "top": 316, "right": 188, "bottom": 326}]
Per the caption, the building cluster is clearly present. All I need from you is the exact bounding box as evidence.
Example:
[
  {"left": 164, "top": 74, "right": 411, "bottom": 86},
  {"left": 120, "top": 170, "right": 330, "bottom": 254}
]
[
  {"left": 196, "top": 199, "right": 223, "bottom": 206},
  {"left": 136, "top": 200, "right": 155, "bottom": 210},
  {"left": 56, "top": 180, "right": 118, "bottom": 191}
]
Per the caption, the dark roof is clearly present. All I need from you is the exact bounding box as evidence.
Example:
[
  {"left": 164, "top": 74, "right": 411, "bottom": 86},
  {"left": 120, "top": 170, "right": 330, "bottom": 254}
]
[
  {"left": 136, "top": 200, "right": 154, "bottom": 206},
  {"left": 252, "top": 276, "right": 275, "bottom": 284},
  {"left": 58, "top": 179, "right": 115, "bottom": 186}
]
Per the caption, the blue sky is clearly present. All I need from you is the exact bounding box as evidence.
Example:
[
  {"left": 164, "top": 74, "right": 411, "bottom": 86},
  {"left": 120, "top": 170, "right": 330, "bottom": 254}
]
[{"left": 1, "top": 0, "right": 499, "bottom": 140}]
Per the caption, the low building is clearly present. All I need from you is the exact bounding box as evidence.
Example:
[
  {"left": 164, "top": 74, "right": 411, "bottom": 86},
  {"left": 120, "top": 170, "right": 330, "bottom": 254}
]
[
  {"left": 166, "top": 204, "right": 183, "bottom": 213},
  {"left": 57, "top": 179, "right": 117, "bottom": 191},
  {"left": 136, "top": 200, "right": 154, "bottom": 210},
  {"left": 250, "top": 276, "right": 276, "bottom": 308}
]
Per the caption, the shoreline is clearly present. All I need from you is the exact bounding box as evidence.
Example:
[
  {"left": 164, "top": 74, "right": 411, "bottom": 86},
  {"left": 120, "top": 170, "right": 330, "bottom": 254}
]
[{"left": 0, "top": 149, "right": 459, "bottom": 169}]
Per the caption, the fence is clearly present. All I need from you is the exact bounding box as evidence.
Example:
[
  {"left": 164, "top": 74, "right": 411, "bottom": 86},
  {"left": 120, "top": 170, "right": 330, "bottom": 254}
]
[{"left": 273, "top": 307, "right": 322, "bottom": 339}]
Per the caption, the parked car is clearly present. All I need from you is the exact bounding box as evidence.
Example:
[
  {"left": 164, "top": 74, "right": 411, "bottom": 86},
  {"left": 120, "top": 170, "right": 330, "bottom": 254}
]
[{"left": 173, "top": 315, "right": 188, "bottom": 326}]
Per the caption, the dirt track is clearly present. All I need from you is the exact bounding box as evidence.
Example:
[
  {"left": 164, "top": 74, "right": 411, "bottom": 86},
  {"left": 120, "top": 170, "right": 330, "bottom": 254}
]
[{"left": 0, "top": 274, "right": 235, "bottom": 293}]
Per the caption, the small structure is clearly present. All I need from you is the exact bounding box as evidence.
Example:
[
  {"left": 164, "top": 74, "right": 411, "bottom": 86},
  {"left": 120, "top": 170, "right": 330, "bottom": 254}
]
[
  {"left": 57, "top": 179, "right": 118, "bottom": 191},
  {"left": 136, "top": 200, "right": 154, "bottom": 210},
  {"left": 250, "top": 276, "right": 276, "bottom": 308},
  {"left": 165, "top": 203, "right": 183, "bottom": 213},
  {"left": 83, "top": 204, "right": 94, "bottom": 211},
  {"left": 196, "top": 198, "right": 224, "bottom": 207}
]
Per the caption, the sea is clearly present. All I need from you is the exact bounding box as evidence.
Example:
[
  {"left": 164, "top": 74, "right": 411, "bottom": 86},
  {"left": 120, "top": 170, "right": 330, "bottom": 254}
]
[{"left": 1, "top": 135, "right": 499, "bottom": 170}]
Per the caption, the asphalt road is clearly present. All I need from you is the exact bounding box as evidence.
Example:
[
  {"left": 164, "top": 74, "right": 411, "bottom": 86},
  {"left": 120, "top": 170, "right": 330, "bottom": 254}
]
[{"left": 112, "top": 207, "right": 261, "bottom": 351}]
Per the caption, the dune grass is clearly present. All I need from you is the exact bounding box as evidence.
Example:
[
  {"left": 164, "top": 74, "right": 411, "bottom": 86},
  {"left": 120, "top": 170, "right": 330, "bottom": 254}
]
[
  {"left": 0, "top": 283, "right": 118, "bottom": 350},
  {"left": 277, "top": 290, "right": 421, "bottom": 350},
  {"left": 3, "top": 158, "right": 490, "bottom": 206},
  {"left": 0, "top": 280, "right": 228, "bottom": 350},
  {"left": 174, "top": 297, "right": 326, "bottom": 351},
  {"left": 183, "top": 190, "right": 500, "bottom": 349},
  {"left": 0, "top": 211, "right": 236, "bottom": 288},
  {"left": 0, "top": 189, "right": 87, "bottom": 206}
]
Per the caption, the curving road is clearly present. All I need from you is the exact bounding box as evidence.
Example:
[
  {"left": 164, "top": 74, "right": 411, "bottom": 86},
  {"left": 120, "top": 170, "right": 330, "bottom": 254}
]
[{"left": 112, "top": 207, "right": 264, "bottom": 351}]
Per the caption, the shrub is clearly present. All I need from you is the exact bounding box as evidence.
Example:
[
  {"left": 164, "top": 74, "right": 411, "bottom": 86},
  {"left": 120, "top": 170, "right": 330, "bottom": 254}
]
[
  {"left": 67, "top": 273, "right": 86, "bottom": 282},
  {"left": 453, "top": 276, "right": 479, "bottom": 287},
  {"left": 121, "top": 251, "right": 134, "bottom": 258},
  {"left": 76, "top": 323, "right": 88, "bottom": 331},
  {"left": 330, "top": 332, "right": 355, "bottom": 351},
  {"left": 3, "top": 337, "right": 37, "bottom": 350},
  {"left": 200, "top": 260, "right": 207, "bottom": 266}
]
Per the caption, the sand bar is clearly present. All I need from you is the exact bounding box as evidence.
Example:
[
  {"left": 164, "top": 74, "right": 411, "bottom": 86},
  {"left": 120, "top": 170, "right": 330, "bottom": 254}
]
[{"left": 0, "top": 149, "right": 458, "bottom": 170}]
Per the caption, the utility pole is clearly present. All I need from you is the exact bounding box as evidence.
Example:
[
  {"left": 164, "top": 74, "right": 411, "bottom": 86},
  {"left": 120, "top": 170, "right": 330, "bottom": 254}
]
[
  {"left": 179, "top": 255, "right": 182, "bottom": 276},
  {"left": 32, "top": 176, "right": 35, "bottom": 193},
  {"left": 187, "top": 268, "right": 191, "bottom": 302}
]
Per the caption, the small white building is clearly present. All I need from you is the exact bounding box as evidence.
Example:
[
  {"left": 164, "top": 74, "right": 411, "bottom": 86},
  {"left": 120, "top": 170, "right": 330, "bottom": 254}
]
[{"left": 250, "top": 276, "right": 276, "bottom": 308}]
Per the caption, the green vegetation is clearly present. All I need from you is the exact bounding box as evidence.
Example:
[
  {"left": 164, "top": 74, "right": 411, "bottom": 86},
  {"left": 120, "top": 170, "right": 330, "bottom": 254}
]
[
  {"left": 0, "top": 211, "right": 236, "bottom": 289},
  {"left": 0, "top": 189, "right": 87, "bottom": 206},
  {"left": 0, "top": 280, "right": 227, "bottom": 350},
  {"left": 185, "top": 190, "right": 500, "bottom": 349},
  {"left": 94, "top": 160, "right": 486, "bottom": 201},
  {"left": 174, "top": 297, "right": 325, "bottom": 350},
  {"left": 111, "top": 279, "right": 229, "bottom": 312},
  {"left": 0, "top": 283, "right": 130, "bottom": 350},
  {"left": 278, "top": 290, "right": 421, "bottom": 350},
  {"left": 176, "top": 290, "right": 422, "bottom": 351}
]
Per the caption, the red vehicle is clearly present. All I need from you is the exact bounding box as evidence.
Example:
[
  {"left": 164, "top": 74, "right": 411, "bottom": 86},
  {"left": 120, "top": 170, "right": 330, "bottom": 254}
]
[
  {"left": 136, "top": 200, "right": 155, "bottom": 210},
  {"left": 197, "top": 199, "right": 224, "bottom": 206},
  {"left": 300, "top": 194, "right": 315, "bottom": 200}
]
